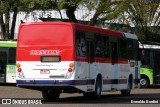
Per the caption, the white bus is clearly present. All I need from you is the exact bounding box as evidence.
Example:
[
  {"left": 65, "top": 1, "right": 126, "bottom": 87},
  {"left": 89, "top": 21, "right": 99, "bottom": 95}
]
[{"left": 16, "top": 22, "right": 140, "bottom": 100}]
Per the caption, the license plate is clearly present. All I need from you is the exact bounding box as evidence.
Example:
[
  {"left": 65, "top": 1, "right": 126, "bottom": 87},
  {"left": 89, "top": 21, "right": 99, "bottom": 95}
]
[{"left": 40, "top": 70, "right": 50, "bottom": 74}]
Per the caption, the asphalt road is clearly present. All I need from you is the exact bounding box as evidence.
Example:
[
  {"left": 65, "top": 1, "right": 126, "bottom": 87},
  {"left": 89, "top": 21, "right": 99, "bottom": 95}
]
[{"left": 0, "top": 85, "right": 160, "bottom": 107}]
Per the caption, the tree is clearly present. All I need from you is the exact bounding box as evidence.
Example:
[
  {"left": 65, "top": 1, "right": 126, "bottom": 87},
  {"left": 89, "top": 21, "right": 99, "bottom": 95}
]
[
  {"left": 57, "top": 0, "right": 123, "bottom": 26},
  {"left": 0, "top": 0, "right": 10, "bottom": 39},
  {"left": 0, "top": 0, "right": 57, "bottom": 40},
  {"left": 117, "top": 0, "right": 160, "bottom": 41},
  {"left": 0, "top": 0, "right": 126, "bottom": 39}
]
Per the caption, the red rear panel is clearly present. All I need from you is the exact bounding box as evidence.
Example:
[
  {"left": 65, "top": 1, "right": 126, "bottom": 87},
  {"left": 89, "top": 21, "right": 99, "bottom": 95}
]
[{"left": 17, "top": 22, "right": 74, "bottom": 61}]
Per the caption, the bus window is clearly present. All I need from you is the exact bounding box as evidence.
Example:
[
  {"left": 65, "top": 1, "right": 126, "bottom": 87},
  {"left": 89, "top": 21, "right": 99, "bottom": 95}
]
[
  {"left": 0, "top": 60, "right": 5, "bottom": 74},
  {"left": 0, "top": 51, "right": 7, "bottom": 83},
  {"left": 76, "top": 31, "right": 86, "bottom": 57},
  {"left": 95, "top": 35, "right": 109, "bottom": 58},
  {"left": 8, "top": 48, "right": 16, "bottom": 64},
  {"left": 127, "top": 40, "right": 134, "bottom": 60},
  {"left": 141, "top": 50, "right": 150, "bottom": 66},
  {"left": 119, "top": 39, "right": 128, "bottom": 59},
  {"left": 95, "top": 35, "right": 102, "bottom": 57},
  {"left": 102, "top": 36, "right": 109, "bottom": 58}
]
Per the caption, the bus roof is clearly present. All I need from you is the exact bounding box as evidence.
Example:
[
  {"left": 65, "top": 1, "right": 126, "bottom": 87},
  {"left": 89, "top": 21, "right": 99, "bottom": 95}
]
[
  {"left": 19, "top": 22, "right": 137, "bottom": 40},
  {"left": 73, "top": 23, "right": 123, "bottom": 37},
  {"left": 0, "top": 41, "right": 17, "bottom": 47},
  {"left": 139, "top": 41, "right": 160, "bottom": 49}
]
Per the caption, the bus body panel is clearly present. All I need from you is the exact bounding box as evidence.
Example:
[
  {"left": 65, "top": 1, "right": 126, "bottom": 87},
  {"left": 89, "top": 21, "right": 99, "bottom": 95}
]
[
  {"left": 16, "top": 23, "right": 75, "bottom": 82},
  {"left": 6, "top": 65, "right": 16, "bottom": 83},
  {"left": 16, "top": 61, "right": 74, "bottom": 79}
]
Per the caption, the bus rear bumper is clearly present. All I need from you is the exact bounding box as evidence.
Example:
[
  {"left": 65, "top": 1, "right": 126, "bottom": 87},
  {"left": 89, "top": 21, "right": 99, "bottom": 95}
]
[
  {"left": 16, "top": 79, "right": 94, "bottom": 93},
  {"left": 16, "top": 79, "right": 95, "bottom": 86}
]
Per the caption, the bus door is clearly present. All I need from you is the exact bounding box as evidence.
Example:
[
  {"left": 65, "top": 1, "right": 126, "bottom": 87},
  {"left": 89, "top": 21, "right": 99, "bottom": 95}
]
[
  {"left": 111, "top": 42, "right": 119, "bottom": 88},
  {"left": 154, "top": 50, "right": 160, "bottom": 84},
  {"left": 0, "top": 51, "right": 7, "bottom": 83},
  {"left": 86, "top": 39, "right": 94, "bottom": 91}
]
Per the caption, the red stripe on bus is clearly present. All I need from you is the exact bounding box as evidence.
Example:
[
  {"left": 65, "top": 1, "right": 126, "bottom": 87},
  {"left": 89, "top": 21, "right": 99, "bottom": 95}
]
[
  {"left": 74, "top": 23, "right": 123, "bottom": 37},
  {"left": 113, "top": 59, "right": 128, "bottom": 64},
  {"left": 75, "top": 57, "right": 128, "bottom": 64}
]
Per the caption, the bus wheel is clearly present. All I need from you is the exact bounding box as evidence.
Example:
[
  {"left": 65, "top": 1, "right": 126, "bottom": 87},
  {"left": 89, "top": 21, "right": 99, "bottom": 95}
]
[
  {"left": 121, "top": 79, "right": 131, "bottom": 96},
  {"left": 93, "top": 77, "right": 102, "bottom": 99},
  {"left": 83, "top": 77, "right": 102, "bottom": 99},
  {"left": 140, "top": 76, "right": 149, "bottom": 88},
  {"left": 42, "top": 89, "right": 60, "bottom": 100}
]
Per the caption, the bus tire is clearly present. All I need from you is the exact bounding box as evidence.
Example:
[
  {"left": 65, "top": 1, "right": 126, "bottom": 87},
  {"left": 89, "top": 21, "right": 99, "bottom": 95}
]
[
  {"left": 140, "top": 75, "right": 149, "bottom": 88},
  {"left": 93, "top": 76, "right": 102, "bottom": 99},
  {"left": 121, "top": 78, "right": 132, "bottom": 96},
  {"left": 42, "top": 89, "right": 60, "bottom": 100},
  {"left": 83, "top": 77, "right": 102, "bottom": 99}
]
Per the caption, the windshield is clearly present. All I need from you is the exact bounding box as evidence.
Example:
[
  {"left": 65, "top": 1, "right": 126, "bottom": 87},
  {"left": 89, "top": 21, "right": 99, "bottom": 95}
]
[{"left": 18, "top": 24, "right": 73, "bottom": 46}]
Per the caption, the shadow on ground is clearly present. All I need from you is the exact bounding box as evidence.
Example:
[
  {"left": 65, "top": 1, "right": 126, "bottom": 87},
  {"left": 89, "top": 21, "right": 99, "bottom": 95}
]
[{"left": 42, "top": 93, "right": 160, "bottom": 104}]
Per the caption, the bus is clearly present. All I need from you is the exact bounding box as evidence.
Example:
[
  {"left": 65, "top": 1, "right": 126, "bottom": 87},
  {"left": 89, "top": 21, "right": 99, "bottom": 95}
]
[
  {"left": 139, "top": 41, "right": 160, "bottom": 88},
  {"left": 16, "top": 22, "right": 140, "bottom": 99},
  {"left": 0, "top": 41, "right": 17, "bottom": 83}
]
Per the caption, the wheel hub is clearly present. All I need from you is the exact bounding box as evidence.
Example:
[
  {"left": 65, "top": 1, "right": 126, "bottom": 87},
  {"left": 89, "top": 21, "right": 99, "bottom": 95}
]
[{"left": 140, "top": 79, "right": 146, "bottom": 86}]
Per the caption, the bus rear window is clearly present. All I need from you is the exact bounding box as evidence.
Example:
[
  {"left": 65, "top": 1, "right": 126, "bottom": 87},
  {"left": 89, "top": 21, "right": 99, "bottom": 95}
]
[
  {"left": 41, "top": 56, "right": 60, "bottom": 62},
  {"left": 18, "top": 24, "right": 73, "bottom": 46}
]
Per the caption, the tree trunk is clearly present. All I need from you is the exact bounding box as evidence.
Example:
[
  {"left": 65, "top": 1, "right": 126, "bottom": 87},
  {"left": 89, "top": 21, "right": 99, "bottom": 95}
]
[
  {"left": 10, "top": 7, "right": 18, "bottom": 39},
  {"left": 0, "top": 15, "right": 5, "bottom": 39},
  {"left": 5, "top": 11, "right": 10, "bottom": 39},
  {"left": 65, "top": 0, "right": 78, "bottom": 23}
]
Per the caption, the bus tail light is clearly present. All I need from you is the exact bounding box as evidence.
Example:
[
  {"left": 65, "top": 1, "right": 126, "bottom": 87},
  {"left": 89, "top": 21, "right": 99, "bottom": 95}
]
[
  {"left": 18, "top": 68, "right": 22, "bottom": 72},
  {"left": 68, "top": 68, "right": 73, "bottom": 72},
  {"left": 69, "top": 63, "right": 74, "bottom": 68},
  {"left": 16, "top": 63, "right": 22, "bottom": 72},
  {"left": 66, "top": 63, "right": 74, "bottom": 79},
  {"left": 16, "top": 63, "right": 21, "bottom": 68},
  {"left": 68, "top": 63, "right": 74, "bottom": 72},
  {"left": 16, "top": 63, "right": 25, "bottom": 78}
]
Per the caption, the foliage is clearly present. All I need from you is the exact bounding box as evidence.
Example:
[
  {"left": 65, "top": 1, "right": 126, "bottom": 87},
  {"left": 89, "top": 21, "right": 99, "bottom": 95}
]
[
  {"left": 0, "top": 0, "right": 160, "bottom": 41},
  {"left": 117, "top": 0, "right": 160, "bottom": 41}
]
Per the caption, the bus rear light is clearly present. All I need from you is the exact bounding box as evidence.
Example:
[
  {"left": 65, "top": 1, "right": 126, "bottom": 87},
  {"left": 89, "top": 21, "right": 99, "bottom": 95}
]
[
  {"left": 17, "top": 68, "right": 22, "bottom": 72},
  {"left": 16, "top": 63, "right": 21, "bottom": 68},
  {"left": 68, "top": 68, "right": 73, "bottom": 72},
  {"left": 69, "top": 63, "right": 74, "bottom": 68}
]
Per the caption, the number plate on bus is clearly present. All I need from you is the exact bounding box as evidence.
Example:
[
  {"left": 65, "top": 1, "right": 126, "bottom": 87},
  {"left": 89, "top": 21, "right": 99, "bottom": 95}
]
[{"left": 40, "top": 70, "right": 50, "bottom": 74}]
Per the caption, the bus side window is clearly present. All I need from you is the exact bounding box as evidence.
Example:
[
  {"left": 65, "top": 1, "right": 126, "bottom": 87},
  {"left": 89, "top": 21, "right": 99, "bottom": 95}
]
[
  {"left": 102, "top": 36, "right": 109, "bottom": 58},
  {"left": 95, "top": 35, "right": 102, "bottom": 57},
  {"left": 0, "top": 52, "right": 7, "bottom": 73},
  {"left": 119, "top": 39, "right": 128, "bottom": 59},
  {"left": 0, "top": 60, "right": 5, "bottom": 73},
  {"left": 141, "top": 50, "right": 150, "bottom": 66},
  {"left": 8, "top": 48, "right": 16, "bottom": 64},
  {"left": 76, "top": 31, "right": 86, "bottom": 57},
  {"left": 127, "top": 40, "right": 134, "bottom": 60}
]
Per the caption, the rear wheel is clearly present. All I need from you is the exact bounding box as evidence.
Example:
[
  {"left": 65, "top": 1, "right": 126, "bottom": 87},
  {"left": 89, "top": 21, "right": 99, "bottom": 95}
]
[
  {"left": 140, "top": 76, "right": 149, "bottom": 88},
  {"left": 42, "top": 89, "right": 60, "bottom": 100},
  {"left": 94, "top": 77, "right": 102, "bottom": 99},
  {"left": 83, "top": 77, "right": 102, "bottom": 99}
]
